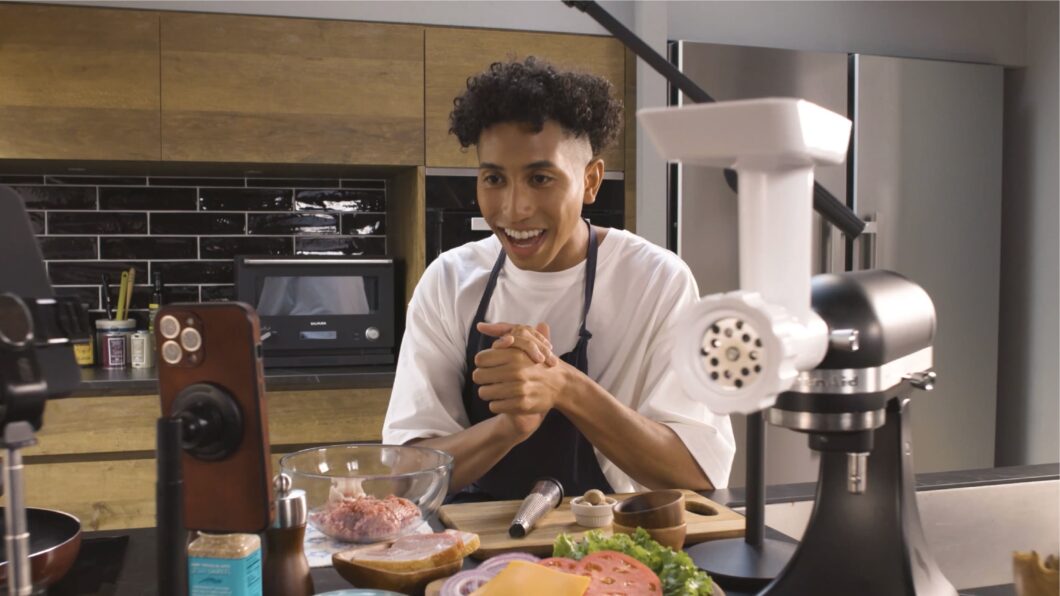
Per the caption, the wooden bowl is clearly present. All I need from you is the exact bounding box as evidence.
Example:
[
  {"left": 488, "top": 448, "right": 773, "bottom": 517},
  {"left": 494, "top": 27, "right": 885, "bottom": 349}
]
[
  {"left": 612, "top": 490, "right": 685, "bottom": 529},
  {"left": 331, "top": 553, "right": 461, "bottom": 596},
  {"left": 612, "top": 521, "right": 687, "bottom": 550}
]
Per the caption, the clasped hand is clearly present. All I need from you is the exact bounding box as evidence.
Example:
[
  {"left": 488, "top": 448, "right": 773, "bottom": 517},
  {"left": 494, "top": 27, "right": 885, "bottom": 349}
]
[{"left": 473, "top": 322, "right": 569, "bottom": 439}]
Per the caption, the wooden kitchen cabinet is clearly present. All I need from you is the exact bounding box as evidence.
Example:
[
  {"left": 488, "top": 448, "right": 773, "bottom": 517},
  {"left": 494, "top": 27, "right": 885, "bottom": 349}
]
[
  {"left": 160, "top": 13, "right": 425, "bottom": 165},
  {"left": 0, "top": 4, "right": 161, "bottom": 161},
  {"left": 23, "top": 388, "right": 390, "bottom": 530},
  {"left": 425, "top": 27, "right": 627, "bottom": 170}
]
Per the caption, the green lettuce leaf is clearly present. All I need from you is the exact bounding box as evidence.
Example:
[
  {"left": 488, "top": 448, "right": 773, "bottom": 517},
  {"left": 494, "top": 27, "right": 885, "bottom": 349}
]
[{"left": 552, "top": 528, "right": 714, "bottom": 596}]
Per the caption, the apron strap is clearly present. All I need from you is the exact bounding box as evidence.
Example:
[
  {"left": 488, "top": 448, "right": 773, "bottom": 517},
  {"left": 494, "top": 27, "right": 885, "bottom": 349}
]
[
  {"left": 466, "top": 248, "right": 507, "bottom": 363},
  {"left": 578, "top": 220, "right": 598, "bottom": 343}
]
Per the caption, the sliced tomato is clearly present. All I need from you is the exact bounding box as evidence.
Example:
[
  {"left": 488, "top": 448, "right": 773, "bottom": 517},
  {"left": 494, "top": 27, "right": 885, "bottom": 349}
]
[
  {"left": 576, "top": 551, "right": 662, "bottom": 595},
  {"left": 538, "top": 557, "right": 581, "bottom": 573}
]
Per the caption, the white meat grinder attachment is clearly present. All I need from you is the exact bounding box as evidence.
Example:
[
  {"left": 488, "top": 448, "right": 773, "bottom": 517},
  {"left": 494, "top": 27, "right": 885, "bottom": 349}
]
[{"left": 638, "top": 98, "right": 852, "bottom": 414}]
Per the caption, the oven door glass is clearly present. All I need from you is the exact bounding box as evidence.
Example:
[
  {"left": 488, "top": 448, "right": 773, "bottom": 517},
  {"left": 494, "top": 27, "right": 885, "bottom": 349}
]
[{"left": 255, "top": 275, "right": 379, "bottom": 316}]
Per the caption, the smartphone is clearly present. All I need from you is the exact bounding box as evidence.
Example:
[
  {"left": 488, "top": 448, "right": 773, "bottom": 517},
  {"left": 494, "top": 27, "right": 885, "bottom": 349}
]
[{"left": 156, "top": 302, "right": 274, "bottom": 533}]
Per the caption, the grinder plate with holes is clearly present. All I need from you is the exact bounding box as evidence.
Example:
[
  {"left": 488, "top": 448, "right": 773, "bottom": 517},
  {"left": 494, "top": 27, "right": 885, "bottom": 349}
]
[{"left": 699, "top": 316, "right": 764, "bottom": 390}]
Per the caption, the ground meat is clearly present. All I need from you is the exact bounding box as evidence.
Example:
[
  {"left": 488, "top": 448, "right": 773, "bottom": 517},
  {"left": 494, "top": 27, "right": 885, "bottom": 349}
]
[{"left": 309, "top": 494, "right": 423, "bottom": 543}]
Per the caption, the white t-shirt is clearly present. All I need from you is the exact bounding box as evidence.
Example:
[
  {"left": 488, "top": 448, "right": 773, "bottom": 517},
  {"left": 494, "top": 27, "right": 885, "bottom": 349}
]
[{"left": 382, "top": 228, "right": 736, "bottom": 492}]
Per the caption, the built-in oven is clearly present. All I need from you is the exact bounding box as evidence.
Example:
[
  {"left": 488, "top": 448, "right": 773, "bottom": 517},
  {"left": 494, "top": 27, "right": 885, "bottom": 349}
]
[
  {"left": 234, "top": 256, "right": 396, "bottom": 367},
  {"left": 425, "top": 170, "right": 625, "bottom": 265}
]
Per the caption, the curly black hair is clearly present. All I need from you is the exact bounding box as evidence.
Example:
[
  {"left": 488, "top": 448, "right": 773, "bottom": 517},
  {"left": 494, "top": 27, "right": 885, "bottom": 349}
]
[{"left": 449, "top": 57, "right": 623, "bottom": 157}]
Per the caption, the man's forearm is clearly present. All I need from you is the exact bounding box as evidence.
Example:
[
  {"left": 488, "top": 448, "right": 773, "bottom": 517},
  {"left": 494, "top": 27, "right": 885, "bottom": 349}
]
[
  {"left": 408, "top": 416, "right": 524, "bottom": 494},
  {"left": 557, "top": 369, "right": 714, "bottom": 490}
]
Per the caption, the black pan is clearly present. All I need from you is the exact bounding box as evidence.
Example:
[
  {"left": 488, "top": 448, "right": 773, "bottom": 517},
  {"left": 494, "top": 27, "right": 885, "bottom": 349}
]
[{"left": 0, "top": 507, "right": 82, "bottom": 589}]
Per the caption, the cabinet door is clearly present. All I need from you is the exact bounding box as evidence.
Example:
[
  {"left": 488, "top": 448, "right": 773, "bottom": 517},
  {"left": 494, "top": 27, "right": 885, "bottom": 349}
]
[
  {"left": 0, "top": 4, "right": 161, "bottom": 161},
  {"left": 425, "top": 28, "right": 626, "bottom": 170},
  {"left": 161, "top": 14, "right": 424, "bottom": 165}
]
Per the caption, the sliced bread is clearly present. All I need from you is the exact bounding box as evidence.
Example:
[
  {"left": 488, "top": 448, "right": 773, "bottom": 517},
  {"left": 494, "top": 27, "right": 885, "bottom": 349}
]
[{"left": 337, "top": 532, "right": 464, "bottom": 572}]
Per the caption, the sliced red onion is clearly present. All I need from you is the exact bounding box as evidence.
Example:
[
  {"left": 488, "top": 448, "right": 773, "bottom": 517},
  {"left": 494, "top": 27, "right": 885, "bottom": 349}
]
[
  {"left": 439, "top": 569, "right": 497, "bottom": 596},
  {"left": 477, "top": 552, "right": 542, "bottom": 574}
]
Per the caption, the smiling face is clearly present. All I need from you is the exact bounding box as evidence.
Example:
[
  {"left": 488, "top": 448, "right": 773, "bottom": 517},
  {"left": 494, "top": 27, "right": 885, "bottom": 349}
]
[{"left": 476, "top": 120, "right": 604, "bottom": 272}]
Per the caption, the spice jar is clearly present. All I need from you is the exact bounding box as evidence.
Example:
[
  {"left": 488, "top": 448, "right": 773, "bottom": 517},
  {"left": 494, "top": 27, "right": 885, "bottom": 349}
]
[
  {"left": 263, "top": 474, "right": 313, "bottom": 596},
  {"left": 95, "top": 319, "right": 135, "bottom": 369},
  {"left": 188, "top": 532, "right": 262, "bottom": 596}
]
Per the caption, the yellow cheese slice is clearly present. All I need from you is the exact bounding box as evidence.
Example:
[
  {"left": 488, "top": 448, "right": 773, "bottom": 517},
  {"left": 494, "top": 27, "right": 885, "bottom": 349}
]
[{"left": 471, "top": 560, "right": 590, "bottom": 596}]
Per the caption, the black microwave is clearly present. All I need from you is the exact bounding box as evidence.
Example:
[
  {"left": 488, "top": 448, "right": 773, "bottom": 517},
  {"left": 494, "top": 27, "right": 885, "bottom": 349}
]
[{"left": 234, "top": 256, "right": 396, "bottom": 368}]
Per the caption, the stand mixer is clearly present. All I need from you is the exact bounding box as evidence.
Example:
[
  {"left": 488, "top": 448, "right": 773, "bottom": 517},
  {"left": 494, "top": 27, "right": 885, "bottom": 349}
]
[{"left": 640, "top": 98, "right": 958, "bottom": 595}]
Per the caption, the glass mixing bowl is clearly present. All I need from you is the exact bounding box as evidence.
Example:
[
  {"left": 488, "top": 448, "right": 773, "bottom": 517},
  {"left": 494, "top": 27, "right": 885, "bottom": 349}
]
[{"left": 280, "top": 444, "right": 453, "bottom": 543}]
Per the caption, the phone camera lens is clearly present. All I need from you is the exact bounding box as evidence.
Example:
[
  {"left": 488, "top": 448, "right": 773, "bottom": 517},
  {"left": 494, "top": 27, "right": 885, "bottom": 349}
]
[
  {"left": 161, "top": 340, "right": 182, "bottom": 364},
  {"left": 159, "top": 315, "right": 180, "bottom": 339},
  {"left": 180, "top": 327, "right": 202, "bottom": 352}
]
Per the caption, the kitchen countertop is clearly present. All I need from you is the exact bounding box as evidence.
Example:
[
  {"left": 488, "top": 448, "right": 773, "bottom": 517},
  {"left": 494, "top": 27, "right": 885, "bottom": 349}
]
[
  {"left": 72, "top": 365, "right": 395, "bottom": 397},
  {"left": 709, "top": 462, "right": 1058, "bottom": 508},
  {"left": 37, "top": 464, "right": 1052, "bottom": 595}
]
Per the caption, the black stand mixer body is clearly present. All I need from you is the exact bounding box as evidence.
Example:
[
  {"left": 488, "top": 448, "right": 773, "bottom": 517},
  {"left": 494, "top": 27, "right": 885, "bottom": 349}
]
[{"left": 762, "top": 270, "right": 958, "bottom": 596}]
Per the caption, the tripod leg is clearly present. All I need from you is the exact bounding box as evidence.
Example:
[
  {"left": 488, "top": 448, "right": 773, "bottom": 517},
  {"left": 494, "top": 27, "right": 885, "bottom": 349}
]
[{"left": 157, "top": 417, "right": 187, "bottom": 596}]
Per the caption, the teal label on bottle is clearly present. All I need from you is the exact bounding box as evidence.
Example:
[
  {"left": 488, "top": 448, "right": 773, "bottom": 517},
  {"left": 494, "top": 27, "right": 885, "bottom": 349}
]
[{"left": 189, "top": 548, "right": 262, "bottom": 596}]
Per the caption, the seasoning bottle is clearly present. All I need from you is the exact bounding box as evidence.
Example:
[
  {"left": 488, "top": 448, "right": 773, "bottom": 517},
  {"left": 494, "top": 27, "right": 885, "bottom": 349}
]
[
  {"left": 188, "top": 532, "right": 263, "bottom": 596},
  {"left": 263, "top": 474, "right": 313, "bottom": 596},
  {"left": 73, "top": 303, "right": 95, "bottom": 367},
  {"left": 148, "top": 272, "right": 164, "bottom": 333}
]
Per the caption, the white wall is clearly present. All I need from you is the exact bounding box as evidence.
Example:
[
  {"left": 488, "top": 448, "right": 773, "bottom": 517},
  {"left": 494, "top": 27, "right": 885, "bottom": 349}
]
[{"left": 995, "top": 1, "right": 1060, "bottom": 467}]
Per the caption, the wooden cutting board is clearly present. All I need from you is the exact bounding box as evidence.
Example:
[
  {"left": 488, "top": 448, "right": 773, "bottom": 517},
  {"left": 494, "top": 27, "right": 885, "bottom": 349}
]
[{"left": 439, "top": 490, "right": 744, "bottom": 560}]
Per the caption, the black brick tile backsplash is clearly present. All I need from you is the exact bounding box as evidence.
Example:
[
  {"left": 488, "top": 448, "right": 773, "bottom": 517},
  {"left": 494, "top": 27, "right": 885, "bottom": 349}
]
[
  {"left": 200, "top": 188, "right": 293, "bottom": 211},
  {"left": 49, "top": 261, "right": 148, "bottom": 285},
  {"left": 200, "top": 236, "right": 292, "bottom": 259},
  {"left": 106, "top": 284, "right": 200, "bottom": 309},
  {"left": 294, "top": 189, "right": 385, "bottom": 212},
  {"left": 341, "top": 213, "right": 386, "bottom": 235},
  {"left": 149, "top": 177, "right": 245, "bottom": 187},
  {"left": 248, "top": 178, "right": 340, "bottom": 188},
  {"left": 22, "top": 172, "right": 388, "bottom": 319},
  {"left": 151, "top": 213, "right": 246, "bottom": 235},
  {"left": 249, "top": 213, "right": 338, "bottom": 235},
  {"left": 28, "top": 212, "right": 45, "bottom": 234},
  {"left": 49, "top": 212, "right": 147, "bottom": 235},
  {"left": 100, "top": 237, "right": 197, "bottom": 260},
  {"left": 13, "top": 186, "right": 97, "bottom": 210},
  {"left": 46, "top": 176, "right": 147, "bottom": 186},
  {"left": 341, "top": 180, "right": 386, "bottom": 190},
  {"left": 0, "top": 175, "right": 44, "bottom": 184},
  {"left": 100, "top": 187, "right": 197, "bottom": 211},
  {"left": 152, "top": 261, "right": 234, "bottom": 285},
  {"left": 201, "top": 285, "right": 236, "bottom": 302},
  {"left": 38, "top": 237, "right": 98, "bottom": 260},
  {"left": 55, "top": 286, "right": 100, "bottom": 310},
  {"left": 295, "top": 236, "right": 386, "bottom": 256}
]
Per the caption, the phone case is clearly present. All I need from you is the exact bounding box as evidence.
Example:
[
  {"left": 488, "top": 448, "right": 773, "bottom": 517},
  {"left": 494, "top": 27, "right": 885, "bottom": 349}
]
[{"left": 156, "top": 302, "right": 274, "bottom": 533}]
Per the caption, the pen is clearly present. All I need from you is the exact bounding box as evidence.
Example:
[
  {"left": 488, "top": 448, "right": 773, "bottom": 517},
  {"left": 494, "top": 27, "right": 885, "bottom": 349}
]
[{"left": 101, "top": 274, "right": 114, "bottom": 320}]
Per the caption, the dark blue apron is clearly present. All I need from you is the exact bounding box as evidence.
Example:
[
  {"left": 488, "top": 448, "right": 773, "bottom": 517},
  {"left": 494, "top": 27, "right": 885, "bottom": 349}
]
[{"left": 451, "top": 220, "right": 615, "bottom": 502}]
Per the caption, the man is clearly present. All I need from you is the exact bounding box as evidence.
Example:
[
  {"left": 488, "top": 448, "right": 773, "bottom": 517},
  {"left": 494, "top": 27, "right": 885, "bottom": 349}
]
[{"left": 383, "top": 57, "right": 735, "bottom": 501}]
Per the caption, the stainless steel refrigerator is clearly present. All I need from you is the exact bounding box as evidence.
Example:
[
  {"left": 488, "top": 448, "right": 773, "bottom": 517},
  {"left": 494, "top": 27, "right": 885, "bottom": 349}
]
[{"left": 673, "top": 42, "right": 1003, "bottom": 487}]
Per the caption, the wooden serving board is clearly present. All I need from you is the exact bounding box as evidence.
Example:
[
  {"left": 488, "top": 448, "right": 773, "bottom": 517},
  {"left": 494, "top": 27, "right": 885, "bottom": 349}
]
[{"left": 439, "top": 490, "right": 744, "bottom": 560}]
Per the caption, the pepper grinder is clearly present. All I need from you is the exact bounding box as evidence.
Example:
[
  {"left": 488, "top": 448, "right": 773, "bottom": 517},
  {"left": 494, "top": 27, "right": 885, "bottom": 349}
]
[{"left": 263, "top": 473, "right": 314, "bottom": 596}]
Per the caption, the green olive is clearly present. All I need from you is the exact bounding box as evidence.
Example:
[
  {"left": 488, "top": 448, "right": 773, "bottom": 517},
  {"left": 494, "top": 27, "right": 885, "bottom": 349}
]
[{"left": 583, "top": 489, "right": 606, "bottom": 505}]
